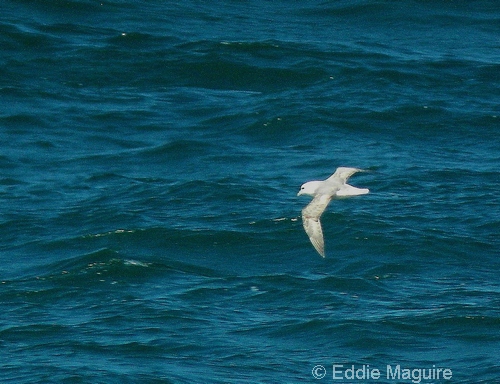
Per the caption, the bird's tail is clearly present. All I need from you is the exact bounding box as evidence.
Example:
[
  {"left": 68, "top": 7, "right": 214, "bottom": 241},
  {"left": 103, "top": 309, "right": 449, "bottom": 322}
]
[{"left": 336, "top": 184, "right": 369, "bottom": 197}]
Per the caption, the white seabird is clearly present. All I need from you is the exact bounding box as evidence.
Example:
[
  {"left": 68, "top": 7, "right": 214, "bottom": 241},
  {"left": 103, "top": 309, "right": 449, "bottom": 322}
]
[{"left": 297, "top": 167, "right": 369, "bottom": 257}]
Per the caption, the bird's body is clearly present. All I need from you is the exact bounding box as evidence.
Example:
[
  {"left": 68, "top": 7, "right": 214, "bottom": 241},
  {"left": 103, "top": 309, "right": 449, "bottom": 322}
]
[{"left": 297, "top": 167, "right": 369, "bottom": 257}]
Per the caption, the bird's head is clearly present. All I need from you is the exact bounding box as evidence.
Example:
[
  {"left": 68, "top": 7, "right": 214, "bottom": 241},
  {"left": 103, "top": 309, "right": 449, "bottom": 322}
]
[{"left": 297, "top": 181, "right": 321, "bottom": 196}]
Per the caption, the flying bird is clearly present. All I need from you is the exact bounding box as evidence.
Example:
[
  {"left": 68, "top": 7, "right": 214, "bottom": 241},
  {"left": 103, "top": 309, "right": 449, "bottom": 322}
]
[{"left": 297, "top": 167, "right": 369, "bottom": 257}]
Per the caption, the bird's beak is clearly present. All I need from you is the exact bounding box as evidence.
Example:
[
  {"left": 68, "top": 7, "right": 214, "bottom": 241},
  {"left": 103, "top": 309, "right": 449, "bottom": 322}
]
[{"left": 297, "top": 191, "right": 302, "bottom": 196}]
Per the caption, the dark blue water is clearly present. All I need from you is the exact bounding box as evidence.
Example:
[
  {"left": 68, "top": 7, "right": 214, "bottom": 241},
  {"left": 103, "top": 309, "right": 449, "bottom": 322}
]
[{"left": 1, "top": 1, "right": 499, "bottom": 383}]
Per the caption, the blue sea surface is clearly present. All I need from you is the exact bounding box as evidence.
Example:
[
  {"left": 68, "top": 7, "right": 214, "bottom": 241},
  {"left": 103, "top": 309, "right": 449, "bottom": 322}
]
[{"left": 1, "top": 1, "right": 499, "bottom": 383}]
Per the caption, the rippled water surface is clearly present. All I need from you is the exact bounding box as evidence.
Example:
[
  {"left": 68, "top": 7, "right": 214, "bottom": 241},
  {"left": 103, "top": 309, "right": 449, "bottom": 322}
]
[{"left": 1, "top": 1, "right": 499, "bottom": 383}]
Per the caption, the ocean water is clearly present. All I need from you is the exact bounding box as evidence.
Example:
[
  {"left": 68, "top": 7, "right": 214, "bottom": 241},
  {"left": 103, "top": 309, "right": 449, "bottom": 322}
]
[{"left": 1, "top": 0, "right": 499, "bottom": 383}]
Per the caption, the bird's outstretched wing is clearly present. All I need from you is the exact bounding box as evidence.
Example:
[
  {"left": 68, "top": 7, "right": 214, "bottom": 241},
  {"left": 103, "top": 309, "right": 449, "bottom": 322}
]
[
  {"left": 327, "top": 167, "right": 363, "bottom": 183},
  {"left": 301, "top": 194, "right": 331, "bottom": 257}
]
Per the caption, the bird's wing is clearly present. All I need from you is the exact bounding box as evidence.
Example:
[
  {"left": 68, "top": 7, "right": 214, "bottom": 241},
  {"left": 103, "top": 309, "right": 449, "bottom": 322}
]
[
  {"left": 327, "top": 167, "right": 363, "bottom": 183},
  {"left": 301, "top": 194, "right": 331, "bottom": 257}
]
